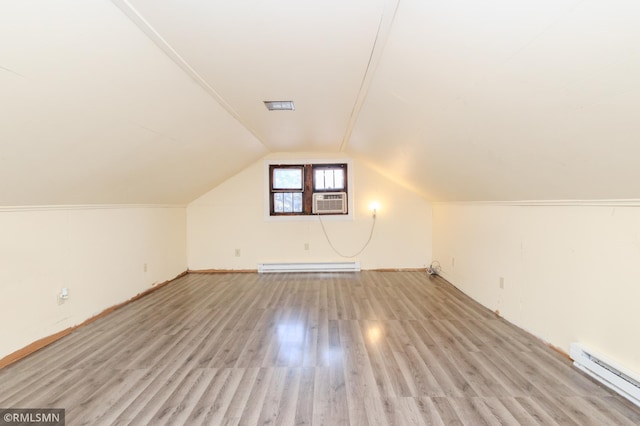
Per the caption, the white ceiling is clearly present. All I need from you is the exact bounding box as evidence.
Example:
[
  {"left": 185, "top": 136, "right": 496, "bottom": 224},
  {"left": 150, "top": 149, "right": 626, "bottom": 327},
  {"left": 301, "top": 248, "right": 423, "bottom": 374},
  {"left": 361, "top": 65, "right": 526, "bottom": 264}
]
[{"left": 2, "top": 0, "right": 640, "bottom": 205}]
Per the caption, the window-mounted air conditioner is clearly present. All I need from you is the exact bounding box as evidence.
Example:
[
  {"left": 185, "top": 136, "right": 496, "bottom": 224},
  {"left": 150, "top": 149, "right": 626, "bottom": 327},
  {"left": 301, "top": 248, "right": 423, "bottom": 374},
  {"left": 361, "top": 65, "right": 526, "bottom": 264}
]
[{"left": 312, "top": 192, "right": 347, "bottom": 214}]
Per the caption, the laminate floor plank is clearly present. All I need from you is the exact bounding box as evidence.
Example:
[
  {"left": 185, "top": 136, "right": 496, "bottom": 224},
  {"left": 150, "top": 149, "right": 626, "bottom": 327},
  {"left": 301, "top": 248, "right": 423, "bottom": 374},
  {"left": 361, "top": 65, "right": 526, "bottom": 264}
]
[
  {"left": 255, "top": 367, "right": 290, "bottom": 426},
  {"left": 272, "top": 367, "right": 302, "bottom": 426},
  {"left": 147, "top": 367, "right": 217, "bottom": 425},
  {"left": 394, "top": 397, "right": 428, "bottom": 426},
  {"left": 469, "top": 351, "right": 533, "bottom": 397},
  {"left": 520, "top": 394, "right": 582, "bottom": 425},
  {"left": 6, "top": 368, "right": 89, "bottom": 409},
  {"left": 431, "top": 396, "right": 464, "bottom": 426},
  {"left": 236, "top": 367, "right": 274, "bottom": 425},
  {"left": 301, "top": 310, "right": 320, "bottom": 368},
  {"left": 480, "top": 397, "right": 524, "bottom": 425},
  {"left": 405, "top": 323, "right": 467, "bottom": 397},
  {"left": 446, "top": 347, "right": 512, "bottom": 397},
  {"left": 1, "top": 271, "right": 639, "bottom": 425},
  {"left": 371, "top": 325, "right": 414, "bottom": 397},
  {"left": 339, "top": 320, "right": 378, "bottom": 425},
  {"left": 220, "top": 367, "right": 260, "bottom": 421},
  {"left": 385, "top": 320, "right": 446, "bottom": 397},
  {"left": 294, "top": 366, "right": 315, "bottom": 426},
  {"left": 116, "top": 364, "right": 195, "bottom": 424},
  {"left": 584, "top": 396, "right": 640, "bottom": 426},
  {"left": 614, "top": 397, "right": 640, "bottom": 425},
  {"left": 360, "top": 321, "right": 401, "bottom": 398},
  {"left": 425, "top": 345, "right": 479, "bottom": 397},
  {"left": 193, "top": 367, "right": 245, "bottom": 426},
  {"left": 490, "top": 397, "right": 541, "bottom": 426},
  {"left": 183, "top": 368, "right": 232, "bottom": 425},
  {"left": 0, "top": 366, "right": 67, "bottom": 406},
  {"left": 448, "top": 397, "right": 501, "bottom": 426},
  {"left": 65, "top": 368, "right": 149, "bottom": 425},
  {"left": 559, "top": 396, "right": 636, "bottom": 426},
  {"left": 412, "top": 397, "right": 446, "bottom": 425}
]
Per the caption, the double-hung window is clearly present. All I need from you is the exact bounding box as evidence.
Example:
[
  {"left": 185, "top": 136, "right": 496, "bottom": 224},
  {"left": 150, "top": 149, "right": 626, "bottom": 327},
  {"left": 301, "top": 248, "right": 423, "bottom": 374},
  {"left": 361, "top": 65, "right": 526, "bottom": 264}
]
[
  {"left": 313, "top": 165, "right": 345, "bottom": 191},
  {"left": 269, "top": 163, "right": 348, "bottom": 216},
  {"left": 271, "top": 165, "right": 304, "bottom": 214}
]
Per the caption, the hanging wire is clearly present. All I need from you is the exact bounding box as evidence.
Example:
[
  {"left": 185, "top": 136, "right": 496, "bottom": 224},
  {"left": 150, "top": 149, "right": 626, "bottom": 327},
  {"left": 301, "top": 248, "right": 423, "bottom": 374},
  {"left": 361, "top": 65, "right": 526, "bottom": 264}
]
[{"left": 317, "top": 212, "right": 376, "bottom": 258}]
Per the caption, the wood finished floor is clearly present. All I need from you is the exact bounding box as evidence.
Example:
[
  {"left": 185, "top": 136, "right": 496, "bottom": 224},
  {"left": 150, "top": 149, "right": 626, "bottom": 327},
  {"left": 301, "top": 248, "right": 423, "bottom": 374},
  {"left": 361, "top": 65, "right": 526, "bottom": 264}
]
[{"left": 1, "top": 271, "right": 639, "bottom": 425}]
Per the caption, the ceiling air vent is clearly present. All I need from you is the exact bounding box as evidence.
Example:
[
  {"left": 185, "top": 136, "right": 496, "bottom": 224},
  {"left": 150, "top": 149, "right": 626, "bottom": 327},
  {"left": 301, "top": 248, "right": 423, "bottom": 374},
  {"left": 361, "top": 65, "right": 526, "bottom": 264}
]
[{"left": 264, "top": 100, "right": 295, "bottom": 111}]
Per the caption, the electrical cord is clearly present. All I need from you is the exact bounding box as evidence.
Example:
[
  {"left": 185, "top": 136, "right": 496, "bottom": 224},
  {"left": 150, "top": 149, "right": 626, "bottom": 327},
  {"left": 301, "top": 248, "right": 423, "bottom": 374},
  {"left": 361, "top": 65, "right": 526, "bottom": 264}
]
[
  {"left": 427, "top": 261, "right": 441, "bottom": 276},
  {"left": 317, "top": 212, "right": 376, "bottom": 258}
]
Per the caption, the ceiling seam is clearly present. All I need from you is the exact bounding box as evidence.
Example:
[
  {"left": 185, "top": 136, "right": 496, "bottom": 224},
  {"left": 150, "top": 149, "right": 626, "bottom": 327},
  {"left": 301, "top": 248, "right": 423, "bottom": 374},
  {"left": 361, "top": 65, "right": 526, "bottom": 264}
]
[
  {"left": 339, "top": 0, "right": 401, "bottom": 152},
  {"left": 110, "top": 0, "right": 269, "bottom": 151}
]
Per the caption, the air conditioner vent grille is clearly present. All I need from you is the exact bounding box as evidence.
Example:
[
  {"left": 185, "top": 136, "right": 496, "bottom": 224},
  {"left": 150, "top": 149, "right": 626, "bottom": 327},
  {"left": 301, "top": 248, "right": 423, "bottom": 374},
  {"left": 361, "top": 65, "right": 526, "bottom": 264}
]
[{"left": 313, "top": 192, "right": 347, "bottom": 214}]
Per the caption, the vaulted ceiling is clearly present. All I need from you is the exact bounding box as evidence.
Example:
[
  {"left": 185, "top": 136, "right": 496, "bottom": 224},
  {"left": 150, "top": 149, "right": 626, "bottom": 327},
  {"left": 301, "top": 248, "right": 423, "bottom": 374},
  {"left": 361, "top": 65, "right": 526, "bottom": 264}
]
[{"left": 2, "top": 0, "right": 640, "bottom": 205}]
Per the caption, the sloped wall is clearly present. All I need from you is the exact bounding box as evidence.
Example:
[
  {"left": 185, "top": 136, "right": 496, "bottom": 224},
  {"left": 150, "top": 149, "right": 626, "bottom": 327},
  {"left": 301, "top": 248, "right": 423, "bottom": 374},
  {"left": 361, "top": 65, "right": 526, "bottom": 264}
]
[
  {"left": 187, "top": 154, "right": 433, "bottom": 270},
  {"left": 0, "top": 205, "right": 187, "bottom": 361},
  {"left": 433, "top": 202, "right": 640, "bottom": 374}
]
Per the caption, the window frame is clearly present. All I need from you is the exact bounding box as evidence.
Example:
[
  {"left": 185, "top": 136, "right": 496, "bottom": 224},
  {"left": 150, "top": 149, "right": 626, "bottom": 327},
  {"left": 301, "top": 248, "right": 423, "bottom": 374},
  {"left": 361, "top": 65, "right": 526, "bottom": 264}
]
[
  {"left": 265, "top": 159, "right": 353, "bottom": 221},
  {"left": 312, "top": 163, "right": 347, "bottom": 193},
  {"left": 269, "top": 165, "right": 305, "bottom": 215}
]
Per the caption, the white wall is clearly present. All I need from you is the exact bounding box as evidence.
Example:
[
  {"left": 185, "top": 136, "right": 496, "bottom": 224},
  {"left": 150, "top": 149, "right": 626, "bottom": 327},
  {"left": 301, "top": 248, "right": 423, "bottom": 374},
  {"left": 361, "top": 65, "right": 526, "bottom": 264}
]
[
  {"left": 188, "top": 154, "right": 432, "bottom": 270},
  {"left": 0, "top": 205, "right": 187, "bottom": 361},
  {"left": 433, "top": 202, "right": 640, "bottom": 374}
]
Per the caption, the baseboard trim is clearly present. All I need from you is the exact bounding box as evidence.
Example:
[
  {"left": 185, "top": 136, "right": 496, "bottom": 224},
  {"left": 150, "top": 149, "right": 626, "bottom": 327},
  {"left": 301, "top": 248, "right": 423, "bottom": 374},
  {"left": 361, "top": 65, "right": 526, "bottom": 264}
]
[
  {"left": 548, "top": 342, "right": 571, "bottom": 361},
  {"left": 370, "top": 268, "right": 428, "bottom": 272},
  {"left": 189, "top": 268, "right": 258, "bottom": 274},
  {"left": 0, "top": 328, "right": 76, "bottom": 371},
  {"left": 0, "top": 270, "right": 188, "bottom": 370},
  {"left": 189, "top": 267, "right": 427, "bottom": 273}
]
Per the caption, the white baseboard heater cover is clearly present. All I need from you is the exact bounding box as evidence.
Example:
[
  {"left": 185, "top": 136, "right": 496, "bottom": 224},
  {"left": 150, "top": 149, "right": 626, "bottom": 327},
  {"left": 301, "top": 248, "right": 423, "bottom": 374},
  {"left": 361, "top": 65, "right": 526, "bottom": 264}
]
[
  {"left": 570, "top": 343, "right": 640, "bottom": 407},
  {"left": 258, "top": 262, "right": 360, "bottom": 273}
]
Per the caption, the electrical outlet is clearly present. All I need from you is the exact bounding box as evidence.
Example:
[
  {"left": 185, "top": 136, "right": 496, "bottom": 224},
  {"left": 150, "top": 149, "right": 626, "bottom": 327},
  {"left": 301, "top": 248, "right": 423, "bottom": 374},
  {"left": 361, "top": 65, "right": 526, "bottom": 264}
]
[
  {"left": 452, "top": 257, "right": 456, "bottom": 268},
  {"left": 58, "top": 287, "right": 69, "bottom": 304},
  {"left": 144, "top": 263, "right": 148, "bottom": 273},
  {"left": 235, "top": 248, "right": 241, "bottom": 257},
  {"left": 499, "top": 277, "right": 504, "bottom": 289},
  {"left": 304, "top": 243, "right": 309, "bottom": 251}
]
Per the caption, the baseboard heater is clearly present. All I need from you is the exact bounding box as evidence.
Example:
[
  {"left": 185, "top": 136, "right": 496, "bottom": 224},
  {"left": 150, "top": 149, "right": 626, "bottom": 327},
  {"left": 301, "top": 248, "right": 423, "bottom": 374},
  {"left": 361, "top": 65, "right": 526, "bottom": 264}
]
[
  {"left": 257, "top": 261, "right": 360, "bottom": 273},
  {"left": 570, "top": 343, "right": 640, "bottom": 407}
]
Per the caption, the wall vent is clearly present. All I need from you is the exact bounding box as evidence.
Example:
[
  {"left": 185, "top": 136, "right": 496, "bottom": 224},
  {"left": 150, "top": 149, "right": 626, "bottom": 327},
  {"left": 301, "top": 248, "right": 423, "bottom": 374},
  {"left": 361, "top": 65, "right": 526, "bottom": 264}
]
[
  {"left": 312, "top": 192, "right": 347, "bottom": 214},
  {"left": 570, "top": 343, "right": 640, "bottom": 407},
  {"left": 258, "top": 261, "right": 360, "bottom": 273}
]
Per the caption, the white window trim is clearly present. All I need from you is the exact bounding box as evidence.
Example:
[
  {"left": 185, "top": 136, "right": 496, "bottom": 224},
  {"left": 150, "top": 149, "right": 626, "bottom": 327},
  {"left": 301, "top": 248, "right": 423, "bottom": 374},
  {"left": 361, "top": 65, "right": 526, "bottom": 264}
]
[{"left": 264, "top": 158, "right": 354, "bottom": 222}]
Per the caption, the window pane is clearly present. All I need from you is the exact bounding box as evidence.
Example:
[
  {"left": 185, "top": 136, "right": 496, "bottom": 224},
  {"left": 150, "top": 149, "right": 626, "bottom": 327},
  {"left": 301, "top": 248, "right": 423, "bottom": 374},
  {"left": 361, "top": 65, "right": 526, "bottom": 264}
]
[
  {"left": 324, "top": 172, "right": 332, "bottom": 189},
  {"left": 293, "top": 193, "right": 302, "bottom": 212},
  {"left": 333, "top": 169, "right": 344, "bottom": 189},
  {"left": 314, "top": 168, "right": 344, "bottom": 190},
  {"left": 273, "top": 192, "right": 302, "bottom": 213},
  {"left": 273, "top": 168, "right": 303, "bottom": 189},
  {"left": 274, "top": 193, "right": 284, "bottom": 213},
  {"left": 284, "top": 193, "right": 292, "bottom": 212},
  {"left": 314, "top": 170, "right": 325, "bottom": 190}
]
